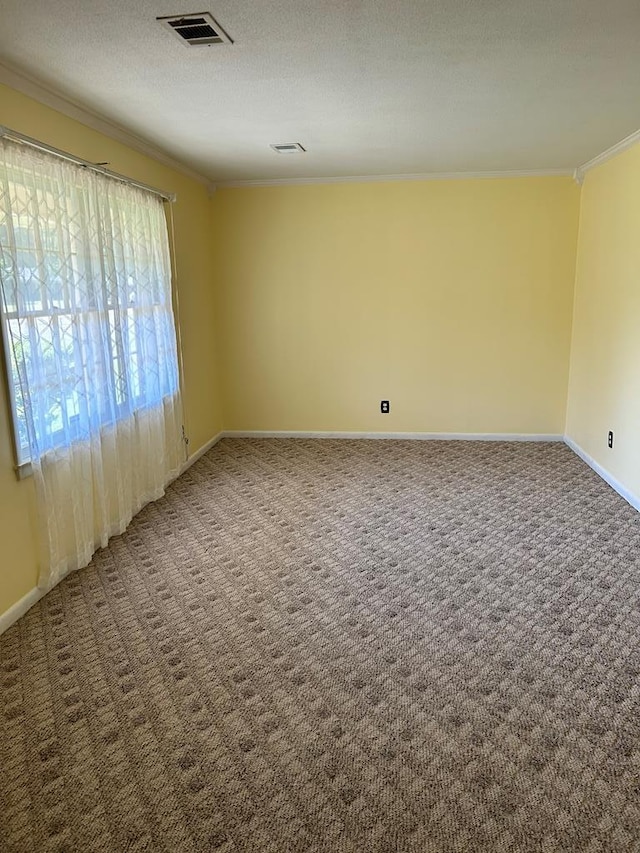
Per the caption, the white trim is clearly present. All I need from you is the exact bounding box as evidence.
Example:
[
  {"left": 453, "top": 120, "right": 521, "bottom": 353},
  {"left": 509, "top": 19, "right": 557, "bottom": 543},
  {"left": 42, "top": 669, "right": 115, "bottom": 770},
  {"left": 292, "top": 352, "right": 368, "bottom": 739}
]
[
  {"left": 0, "top": 61, "right": 214, "bottom": 191},
  {"left": 15, "top": 461, "right": 32, "bottom": 480},
  {"left": 223, "top": 430, "right": 563, "bottom": 442},
  {"left": 0, "top": 430, "right": 225, "bottom": 634},
  {"left": 564, "top": 437, "right": 640, "bottom": 513},
  {"left": 180, "top": 431, "right": 224, "bottom": 474},
  {"left": 0, "top": 586, "right": 45, "bottom": 636},
  {"left": 7, "top": 432, "right": 633, "bottom": 635},
  {"left": 4, "top": 51, "right": 638, "bottom": 190},
  {"left": 215, "top": 169, "right": 573, "bottom": 189},
  {"left": 575, "top": 127, "right": 640, "bottom": 183}
]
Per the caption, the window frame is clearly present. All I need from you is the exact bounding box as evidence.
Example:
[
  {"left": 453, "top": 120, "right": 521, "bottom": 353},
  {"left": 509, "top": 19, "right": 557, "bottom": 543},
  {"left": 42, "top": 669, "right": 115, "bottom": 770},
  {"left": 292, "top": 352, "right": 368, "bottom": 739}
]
[{"left": 0, "top": 308, "right": 31, "bottom": 477}]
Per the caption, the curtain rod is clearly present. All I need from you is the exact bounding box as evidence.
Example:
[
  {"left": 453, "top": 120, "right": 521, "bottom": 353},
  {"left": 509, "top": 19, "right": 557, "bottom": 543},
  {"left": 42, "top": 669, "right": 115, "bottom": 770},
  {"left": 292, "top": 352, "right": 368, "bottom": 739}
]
[{"left": 0, "top": 125, "right": 177, "bottom": 203}]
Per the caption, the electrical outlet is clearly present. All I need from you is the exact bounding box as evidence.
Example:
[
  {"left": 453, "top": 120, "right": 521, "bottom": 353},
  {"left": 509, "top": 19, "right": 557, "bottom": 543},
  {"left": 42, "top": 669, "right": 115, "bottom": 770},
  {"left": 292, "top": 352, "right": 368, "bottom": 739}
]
[
  {"left": 608, "top": 430, "right": 614, "bottom": 449},
  {"left": 380, "top": 400, "right": 390, "bottom": 414}
]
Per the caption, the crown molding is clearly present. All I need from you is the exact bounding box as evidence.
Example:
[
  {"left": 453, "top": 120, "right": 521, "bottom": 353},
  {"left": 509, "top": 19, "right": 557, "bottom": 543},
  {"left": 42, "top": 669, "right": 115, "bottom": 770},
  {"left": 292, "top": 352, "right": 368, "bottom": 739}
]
[
  {"left": 5, "top": 55, "right": 638, "bottom": 192},
  {"left": 575, "top": 126, "right": 640, "bottom": 183},
  {"left": 214, "top": 168, "right": 574, "bottom": 189},
  {"left": 0, "top": 61, "right": 215, "bottom": 191}
]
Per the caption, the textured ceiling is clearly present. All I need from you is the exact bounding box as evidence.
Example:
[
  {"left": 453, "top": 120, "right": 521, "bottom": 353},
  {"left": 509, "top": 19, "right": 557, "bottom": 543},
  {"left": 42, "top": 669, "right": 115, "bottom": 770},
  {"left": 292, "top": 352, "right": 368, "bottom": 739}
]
[{"left": 1, "top": 0, "right": 640, "bottom": 182}]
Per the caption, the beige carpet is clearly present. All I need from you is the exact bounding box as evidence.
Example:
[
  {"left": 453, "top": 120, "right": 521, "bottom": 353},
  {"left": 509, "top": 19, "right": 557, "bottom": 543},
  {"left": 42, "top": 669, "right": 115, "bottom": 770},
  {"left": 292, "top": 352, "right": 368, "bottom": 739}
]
[{"left": 2, "top": 438, "right": 640, "bottom": 852}]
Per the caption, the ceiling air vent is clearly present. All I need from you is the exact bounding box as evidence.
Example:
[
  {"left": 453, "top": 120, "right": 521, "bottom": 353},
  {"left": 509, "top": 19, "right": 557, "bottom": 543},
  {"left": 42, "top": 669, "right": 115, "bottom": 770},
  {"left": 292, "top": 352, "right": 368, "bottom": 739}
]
[
  {"left": 270, "top": 143, "right": 306, "bottom": 154},
  {"left": 157, "top": 12, "right": 233, "bottom": 46}
]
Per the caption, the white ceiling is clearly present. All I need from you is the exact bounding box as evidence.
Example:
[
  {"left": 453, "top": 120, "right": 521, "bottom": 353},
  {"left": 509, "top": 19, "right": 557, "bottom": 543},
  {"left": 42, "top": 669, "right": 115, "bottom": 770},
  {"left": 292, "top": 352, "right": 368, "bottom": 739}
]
[{"left": 1, "top": 1, "right": 640, "bottom": 183}]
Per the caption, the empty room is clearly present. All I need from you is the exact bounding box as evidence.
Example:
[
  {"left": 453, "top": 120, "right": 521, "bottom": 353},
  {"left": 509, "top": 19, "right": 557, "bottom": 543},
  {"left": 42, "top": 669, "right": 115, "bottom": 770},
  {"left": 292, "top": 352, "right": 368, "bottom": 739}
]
[{"left": 1, "top": 2, "right": 640, "bottom": 851}]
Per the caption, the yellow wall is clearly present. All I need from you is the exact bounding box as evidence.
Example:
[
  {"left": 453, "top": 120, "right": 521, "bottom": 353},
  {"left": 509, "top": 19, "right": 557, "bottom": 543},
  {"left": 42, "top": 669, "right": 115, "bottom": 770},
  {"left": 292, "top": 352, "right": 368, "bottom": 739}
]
[
  {"left": 566, "top": 143, "right": 640, "bottom": 500},
  {"left": 7, "top": 76, "right": 637, "bottom": 622},
  {"left": 213, "top": 179, "right": 580, "bottom": 434},
  {"left": 0, "top": 82, "right": 223, "bottom": 615}
]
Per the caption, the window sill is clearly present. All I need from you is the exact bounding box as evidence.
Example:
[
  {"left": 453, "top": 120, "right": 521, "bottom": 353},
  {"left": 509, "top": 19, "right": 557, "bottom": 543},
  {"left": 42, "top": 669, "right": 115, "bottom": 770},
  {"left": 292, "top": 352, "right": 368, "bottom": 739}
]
[{"left": 15, "top": 461, "right": 33, "bottom": 480}]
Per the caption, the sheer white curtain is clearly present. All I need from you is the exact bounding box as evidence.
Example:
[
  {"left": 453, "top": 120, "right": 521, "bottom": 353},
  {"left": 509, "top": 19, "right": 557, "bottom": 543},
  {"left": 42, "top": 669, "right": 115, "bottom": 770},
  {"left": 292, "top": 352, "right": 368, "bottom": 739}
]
[{"left": 0, "top": 138, "right": 185, "bottom": 590}]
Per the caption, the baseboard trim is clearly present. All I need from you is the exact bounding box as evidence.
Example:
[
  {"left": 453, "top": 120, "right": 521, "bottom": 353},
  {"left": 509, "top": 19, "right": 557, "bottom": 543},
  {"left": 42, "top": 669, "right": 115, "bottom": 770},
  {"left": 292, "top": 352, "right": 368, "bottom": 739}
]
[
  {"left": 0, "top": 432, "right": 225, "bottom": 634},
  {"left": 0, "top": 586, "right": 45, "bottom": 636},
  {"left": 564, "top": 437, "right": 640, "bottom": 513},
  {"left": 3, "top": 430, "right": 595, "bottom": 634},
  {"left": 180, "top": 431, "right": 224, "bottom": 474},
  {"left": 223, "top": 430, "right": 564, "bottom": 442}
]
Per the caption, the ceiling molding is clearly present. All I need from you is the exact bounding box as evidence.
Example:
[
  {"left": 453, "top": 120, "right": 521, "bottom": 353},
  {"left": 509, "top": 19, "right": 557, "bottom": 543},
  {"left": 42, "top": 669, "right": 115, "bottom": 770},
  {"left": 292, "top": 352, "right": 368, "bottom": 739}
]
[
  {"left": 215, "top": 168, "right": 574, "bottom": 189},
  {"left": 4, "top": 57, "right": 638, "bottom": 192},
  {"left": 0, "top": 60, "right": 215, "bottom": 191},
  {"left": 575, "top": 126, "right": 640, "bottom": 183}
]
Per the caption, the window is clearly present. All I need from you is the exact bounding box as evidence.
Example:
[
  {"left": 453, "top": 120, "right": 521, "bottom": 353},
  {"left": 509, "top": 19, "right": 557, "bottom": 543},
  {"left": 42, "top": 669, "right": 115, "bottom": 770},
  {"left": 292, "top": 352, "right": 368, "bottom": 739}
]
[{"left": 0, "top": 138, "right": 179, "bottom": 467}]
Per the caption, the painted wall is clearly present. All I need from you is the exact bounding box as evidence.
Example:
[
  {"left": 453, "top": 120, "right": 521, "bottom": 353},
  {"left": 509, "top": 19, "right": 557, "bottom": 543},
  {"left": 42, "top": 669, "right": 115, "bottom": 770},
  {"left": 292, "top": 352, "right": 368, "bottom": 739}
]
[
  {"left": 0, "top": 82, "right": 223, "bottom": 615},
  {"left": 566, "top": 142, "right": 640, "bottom": 502},
  {"left": 212, "top": 178, "right": 580, "bottom": 434}
]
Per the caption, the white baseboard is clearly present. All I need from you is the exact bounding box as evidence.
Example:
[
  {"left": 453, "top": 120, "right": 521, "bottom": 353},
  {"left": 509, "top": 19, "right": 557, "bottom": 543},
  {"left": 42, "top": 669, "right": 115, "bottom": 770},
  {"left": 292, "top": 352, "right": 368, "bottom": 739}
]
[
  {"left": 223, "top": 430, "right": 564, "bottom": 442},
  {"left": 564, "top": 436, "right": 640, "bottom": 513},
  {"left": 0, "top": 586, "right": 45, "bottom": 636},
  {"left": 6, "top": 430, "right": 604, "bottom": 635},
  {"left": 0, "top": 431, "right": 225, "bottom": 635},
  {"left": 180, "top": 431, "right": 224, "bottom": 474}
]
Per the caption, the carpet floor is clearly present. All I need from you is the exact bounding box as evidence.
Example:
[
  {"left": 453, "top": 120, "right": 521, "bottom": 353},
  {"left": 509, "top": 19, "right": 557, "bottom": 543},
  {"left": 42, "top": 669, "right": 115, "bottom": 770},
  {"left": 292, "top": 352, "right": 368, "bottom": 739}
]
[{"left": 2, "top": 438, "right": 640, "bottom": 853}]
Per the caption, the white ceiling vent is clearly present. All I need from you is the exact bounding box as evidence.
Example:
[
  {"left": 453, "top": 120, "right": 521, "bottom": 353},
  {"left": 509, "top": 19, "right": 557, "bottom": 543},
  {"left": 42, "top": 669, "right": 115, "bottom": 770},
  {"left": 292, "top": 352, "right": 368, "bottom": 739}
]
[
  {"left": 157, "top": 12, "right": 233, "bottom": 46},
  {"left": 270, "top": 143, "right": 306, "bottom": 154}
]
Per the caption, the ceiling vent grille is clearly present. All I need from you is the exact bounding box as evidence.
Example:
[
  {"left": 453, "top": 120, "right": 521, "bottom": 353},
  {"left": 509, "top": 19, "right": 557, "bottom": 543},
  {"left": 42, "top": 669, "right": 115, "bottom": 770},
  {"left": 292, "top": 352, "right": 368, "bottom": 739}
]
[
  {"left": 157, "top": 12, "right": 233, "bottom": 46},
  {"left": 270, "top": 143, "right": 306, "bottom": 154}
]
